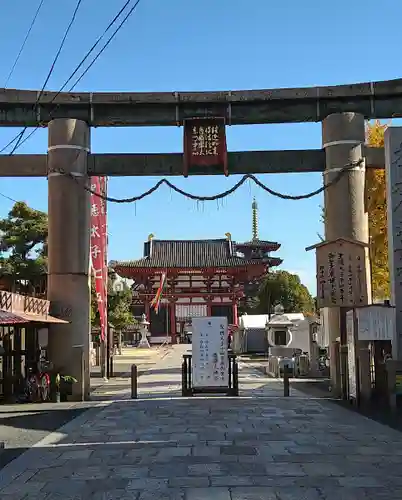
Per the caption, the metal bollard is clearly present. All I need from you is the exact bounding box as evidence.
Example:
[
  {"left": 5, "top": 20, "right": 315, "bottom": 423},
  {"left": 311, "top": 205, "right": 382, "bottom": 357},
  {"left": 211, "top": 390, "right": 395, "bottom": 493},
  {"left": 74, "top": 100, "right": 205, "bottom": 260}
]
[
  {"left": 283, "top": 366, "right": 290, "bottom": 397},
  {"left": 131, "top": 364, "right": 138, "bottom": 399}
]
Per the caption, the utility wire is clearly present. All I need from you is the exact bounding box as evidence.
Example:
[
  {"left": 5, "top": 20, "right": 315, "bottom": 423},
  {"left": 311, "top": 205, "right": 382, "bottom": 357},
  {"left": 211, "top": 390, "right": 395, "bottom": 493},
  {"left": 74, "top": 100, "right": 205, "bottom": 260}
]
[
  {"left": 69, "top": 0, "right": 142, "bottom": 90},
  {"left": 0, "top": 192, "right": 18, "bottom": 203},
  {"left": 3, "top": 0, "right": 46, "bottom": 88},
  {"left": 53, "top": 0, "right": 139, "bottom": 99},
  {"left": 1, "top": 0, "right": 143, "bottom": 155},
  {"left": 4, "top": 0, "right": 85, "bottom": 155}
]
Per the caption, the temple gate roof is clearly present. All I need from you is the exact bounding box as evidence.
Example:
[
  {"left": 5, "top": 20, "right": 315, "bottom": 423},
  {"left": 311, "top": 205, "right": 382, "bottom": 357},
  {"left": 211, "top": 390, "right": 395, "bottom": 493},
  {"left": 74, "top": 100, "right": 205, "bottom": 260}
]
[{"left": 113, "top": 238, "right": 282, "bottom": 271}]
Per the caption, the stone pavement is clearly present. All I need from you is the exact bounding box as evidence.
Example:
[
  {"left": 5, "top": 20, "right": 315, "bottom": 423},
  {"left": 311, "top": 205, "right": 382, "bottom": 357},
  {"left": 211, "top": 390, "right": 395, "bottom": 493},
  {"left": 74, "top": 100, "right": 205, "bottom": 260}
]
[{"left": 1, "top": 346, "right": 402, "bottom": 499}]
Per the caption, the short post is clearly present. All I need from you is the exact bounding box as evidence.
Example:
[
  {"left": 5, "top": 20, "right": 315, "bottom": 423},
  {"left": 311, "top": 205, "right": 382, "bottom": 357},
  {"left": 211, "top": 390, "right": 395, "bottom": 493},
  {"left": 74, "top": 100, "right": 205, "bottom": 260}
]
[
  {"left": 131, "top": 364, "right": 137, "bottom": 399},
  {"left": 110, "top": 354, "right": 114, "bottom": 378},
  {"left": 283, "top": 366, "right": 290, "bottom": 397},
  {"left": 233, "top": 357, "right": 239, "bottom": 397},
  {"left": 182, "top": 357, "right": 188, "bottom": 397},
  {"left": 181, "top": 360, "right": 187, "bottom": 397}
]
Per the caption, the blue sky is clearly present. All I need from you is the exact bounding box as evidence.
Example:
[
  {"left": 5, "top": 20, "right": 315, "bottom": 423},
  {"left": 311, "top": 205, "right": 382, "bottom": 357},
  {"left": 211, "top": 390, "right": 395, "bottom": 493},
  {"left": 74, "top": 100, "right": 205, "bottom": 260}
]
[{"left": 0, "top": 0, "right": 400, "bottom": 294}]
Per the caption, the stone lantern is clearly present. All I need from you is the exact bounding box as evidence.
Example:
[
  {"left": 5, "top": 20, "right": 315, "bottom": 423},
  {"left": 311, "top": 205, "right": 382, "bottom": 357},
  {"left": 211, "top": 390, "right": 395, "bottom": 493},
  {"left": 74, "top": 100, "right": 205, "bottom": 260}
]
[
  {"left": 265, "top": 304, "right": 295, "bottom": 350},
  {"left": 138, "top": 313, "right": 151, "bottom": 348}
]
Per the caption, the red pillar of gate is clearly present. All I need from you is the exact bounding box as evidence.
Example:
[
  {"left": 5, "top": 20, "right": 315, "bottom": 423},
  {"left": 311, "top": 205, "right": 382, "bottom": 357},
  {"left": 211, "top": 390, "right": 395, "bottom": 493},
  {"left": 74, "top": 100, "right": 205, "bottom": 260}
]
[
  {"left": 170, "top": 302, "right": 176, "bottom": 344},
  {"left": 145, "top": 301, "right": 150, "bottom": 322},
  {"left": 232, "top": 300, "right": 238, "bottom": 326}
]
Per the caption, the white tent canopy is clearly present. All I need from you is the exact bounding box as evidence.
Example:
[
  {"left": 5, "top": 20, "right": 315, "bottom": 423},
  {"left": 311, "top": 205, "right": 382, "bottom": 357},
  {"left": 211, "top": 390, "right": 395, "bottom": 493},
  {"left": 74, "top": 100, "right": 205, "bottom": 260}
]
[{"left": 239, "top": 313, "right": 305, "bottom": 330}]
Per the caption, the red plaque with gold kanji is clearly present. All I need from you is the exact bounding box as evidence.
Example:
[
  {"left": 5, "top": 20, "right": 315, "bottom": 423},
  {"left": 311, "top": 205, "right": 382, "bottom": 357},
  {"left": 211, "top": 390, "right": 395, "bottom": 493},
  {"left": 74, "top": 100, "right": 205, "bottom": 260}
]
[{"left": 183, "top": 118, "right": 228, "bottom": 177}]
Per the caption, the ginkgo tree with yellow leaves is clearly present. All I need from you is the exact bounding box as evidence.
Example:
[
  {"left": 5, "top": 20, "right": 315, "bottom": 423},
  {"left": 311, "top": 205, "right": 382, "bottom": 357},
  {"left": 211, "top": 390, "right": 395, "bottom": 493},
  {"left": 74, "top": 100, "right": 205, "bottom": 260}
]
[{"left": 365, "top": 120, "right": 389, "bottom": 300}]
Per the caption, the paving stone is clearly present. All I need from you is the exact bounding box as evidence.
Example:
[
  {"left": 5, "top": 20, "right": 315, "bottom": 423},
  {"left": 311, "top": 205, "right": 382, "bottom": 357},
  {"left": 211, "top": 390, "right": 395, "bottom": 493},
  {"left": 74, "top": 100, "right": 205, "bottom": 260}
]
[
  {"left": 91, "top": 491, "right": 139, "bottom": 500},
  {"left": 127, "top": 478, "right": 169, "bottom": 491},
  {"left": 111, "top": 466, "right": 150, "bottom": 479},
  {"left": 230, "top": 487, "right": 278, "bottom": 500},
  {"left": 276, "top": 488, "right": 323, "bottom": 500},
  {"left": 226, "top": 462, "right": 267, "bottom": 475},
  {"left": 41, "top": 479, "right": 88, "bottom": 494},
  {"left": 319, "top": 488, "right": 374, "bottom": 500},
  {"left": 185, "top": 487, "right": 230, "bottom": 500},
  {"left": 1, "top": 349, "right": 402, "bottom": 499},
  {"left": 138, "top": 490, "right": 184, "bottom": 500},
  {"left": 59, "top": 450, "right": 93, "bottom": 460},
  {"left": 188, "top": 463, "right": 224, "bottom": 476},
  {"left": 220, "top": 445, "right": 257, "bottom": 455},
  {"left": 210, "top": 475, "right": 254, "bottom": 486},
  {"left": 337, "top": 476, "right": 382, "bottom": 487},
  {"left": 302, "top": 463, "right": 345, "bottom": 476},
  {"left": 1, "top": 492, "right": 28, "bottom": 500},
  {"left": 157, "top": 447, "right": 192, "bottom": 458},
  {"left": 149, "top": 463, "right": 187, "bottom": 477},
  {"left": 265, "top": 463, "right": 306, "bottom": 476},
  {"left": 41, "top": 494, "right": 87, "bottom": 500},
  {"left": 169, "top": 477, "right": 210, "bottom": 488},
  {"left": 191, "top": 446, "right": 220, "bottom": 456},
  {"left": 0, "top": 482, "right": 46, "bottom": 495}
]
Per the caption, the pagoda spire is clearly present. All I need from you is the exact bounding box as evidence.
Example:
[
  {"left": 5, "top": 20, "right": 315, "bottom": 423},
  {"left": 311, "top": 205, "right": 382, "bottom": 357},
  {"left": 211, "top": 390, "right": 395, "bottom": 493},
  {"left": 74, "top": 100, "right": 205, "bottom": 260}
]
[{"left": 252, "top": 197, "right": 259, "bottom": 241}]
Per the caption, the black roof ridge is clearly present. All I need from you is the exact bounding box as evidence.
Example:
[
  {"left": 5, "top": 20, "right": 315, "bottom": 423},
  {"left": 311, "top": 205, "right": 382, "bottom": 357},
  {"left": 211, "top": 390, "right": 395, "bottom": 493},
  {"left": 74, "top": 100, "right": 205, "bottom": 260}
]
[{"left": 149, "top": 238, "right": 229, "bottom": 242}]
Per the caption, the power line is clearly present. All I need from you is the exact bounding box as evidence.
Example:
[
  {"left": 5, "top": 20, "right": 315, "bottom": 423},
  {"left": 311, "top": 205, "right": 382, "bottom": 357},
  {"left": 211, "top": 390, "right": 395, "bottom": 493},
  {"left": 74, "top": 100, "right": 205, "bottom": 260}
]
[
  {"left": 3, "top": 0, "right": 46, "bottom": 88},
  {"left": 5, "top": 0, "right": 85, "bottom": 155},
  {"left": 69, "top": 0, "right": 142, "bottom": 90},
  {"left": 1, "top": 0, "right": 143, "bottom": 155},
  {"left": 53, "top": 0, "right": 139, "bottom": 98},
  {"left": 0, "top": 192, "right": 18, "bottom": 203}
]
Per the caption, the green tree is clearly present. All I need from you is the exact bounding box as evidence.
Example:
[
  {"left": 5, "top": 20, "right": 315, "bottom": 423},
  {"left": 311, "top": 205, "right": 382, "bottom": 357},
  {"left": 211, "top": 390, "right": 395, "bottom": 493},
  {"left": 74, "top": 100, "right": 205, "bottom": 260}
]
[
  {"left": 256, "top": 270, "right": 315, "bottom": 315},
  {"left": 91, "top": 273, "right": 134, "bottom": 330},
  {"left": 0, "top": 201, "right": 134, "bottom": 329},
  {"left": 0, "top": 202, "right": 48, "bottom": 289}
]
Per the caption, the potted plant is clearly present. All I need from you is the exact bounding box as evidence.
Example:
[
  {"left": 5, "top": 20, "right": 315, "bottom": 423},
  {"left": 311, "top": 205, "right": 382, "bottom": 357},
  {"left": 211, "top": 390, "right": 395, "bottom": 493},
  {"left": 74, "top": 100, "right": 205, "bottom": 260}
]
[
  {"left": 52, "top": 373, "right": 77, "bottom": 402},
  {"left": 59, "top": 375, "right": 78, "bottom": 401}
]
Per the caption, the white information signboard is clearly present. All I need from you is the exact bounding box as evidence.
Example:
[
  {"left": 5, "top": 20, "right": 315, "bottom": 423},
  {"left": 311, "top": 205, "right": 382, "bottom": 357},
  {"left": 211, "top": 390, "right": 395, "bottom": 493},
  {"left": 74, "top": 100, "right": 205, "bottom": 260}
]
[
  {"left": 192, "top": 317, "right": 228, "bottom": 388},
  {"left": 346, "top": 310, "right": 357, "bottom": 399},
  {"left": 356, "top": 306, "right": 394, "bottom": 341}
]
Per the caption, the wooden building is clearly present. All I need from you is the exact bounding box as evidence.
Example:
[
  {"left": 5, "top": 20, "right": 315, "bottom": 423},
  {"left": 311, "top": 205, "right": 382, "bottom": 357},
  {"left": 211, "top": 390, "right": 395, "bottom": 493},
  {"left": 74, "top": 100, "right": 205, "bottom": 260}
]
[
  {"left": 113, "top": 229, "right": 281, "bottom": 343},
  {"left": 0, "top": 270, "right": 47, "bottom": 298},
  {"left": 0, "top": 290, "right": 68, "bottom": 400}
]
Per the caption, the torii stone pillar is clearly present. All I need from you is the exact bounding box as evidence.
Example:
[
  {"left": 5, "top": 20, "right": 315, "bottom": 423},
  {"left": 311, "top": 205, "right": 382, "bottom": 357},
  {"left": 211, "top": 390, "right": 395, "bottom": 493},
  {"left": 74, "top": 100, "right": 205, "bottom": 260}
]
[
  {"left": 322, "top": 112, "right": 369, "bottom": 396},
  {"left": 47, "top": 118, "right": 91, "bottom": 401}
]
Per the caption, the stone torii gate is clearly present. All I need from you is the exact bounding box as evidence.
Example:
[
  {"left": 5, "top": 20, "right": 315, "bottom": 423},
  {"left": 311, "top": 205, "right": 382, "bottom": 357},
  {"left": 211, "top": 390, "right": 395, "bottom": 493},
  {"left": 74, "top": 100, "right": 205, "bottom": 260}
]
[{"left": 0, "top": 78, "right": 401, "bottom": 401}]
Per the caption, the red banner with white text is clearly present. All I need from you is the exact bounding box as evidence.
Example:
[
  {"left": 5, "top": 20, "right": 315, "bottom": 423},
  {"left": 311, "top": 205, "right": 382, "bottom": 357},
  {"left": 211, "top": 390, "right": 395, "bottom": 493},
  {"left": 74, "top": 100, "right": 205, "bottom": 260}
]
[{"left": 90, "top": 177, "right": 108, "bottom": 342}]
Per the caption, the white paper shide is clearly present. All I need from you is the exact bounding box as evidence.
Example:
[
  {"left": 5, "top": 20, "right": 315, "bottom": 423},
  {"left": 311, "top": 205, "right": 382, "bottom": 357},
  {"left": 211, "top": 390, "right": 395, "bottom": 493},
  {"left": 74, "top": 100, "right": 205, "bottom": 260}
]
[{"left": 192, "top": 317, "right": 228, "bottom": 388}]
